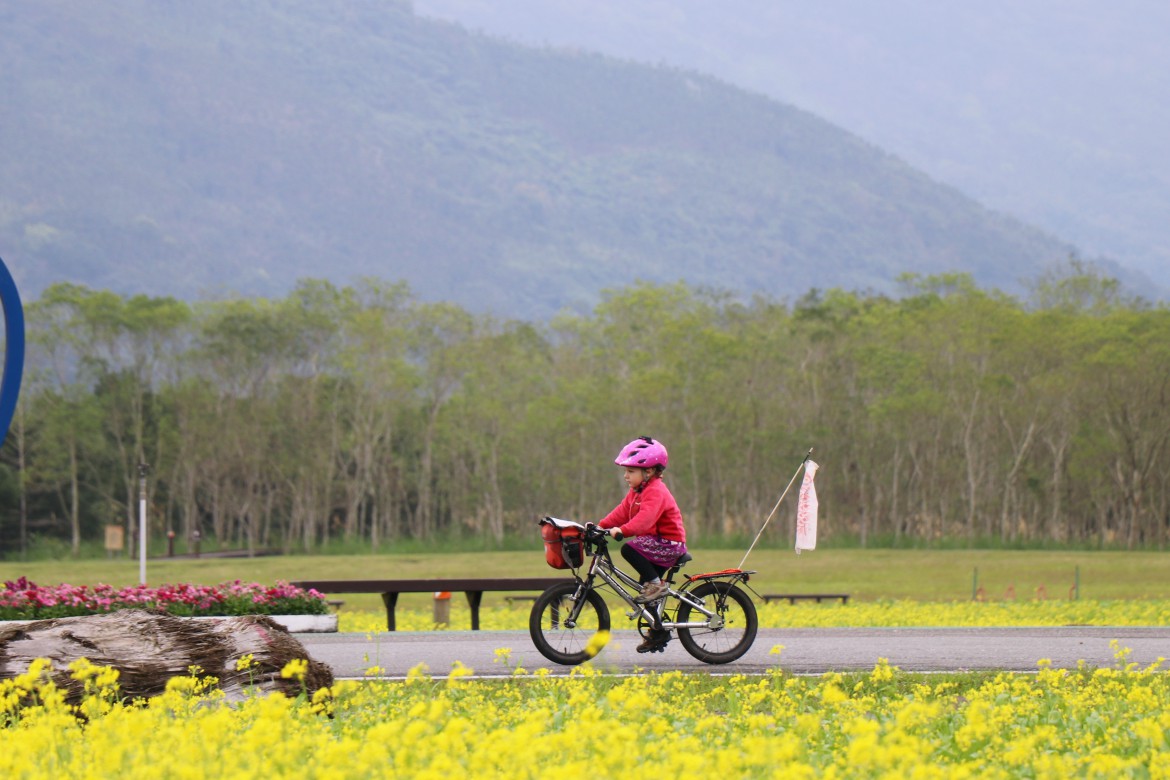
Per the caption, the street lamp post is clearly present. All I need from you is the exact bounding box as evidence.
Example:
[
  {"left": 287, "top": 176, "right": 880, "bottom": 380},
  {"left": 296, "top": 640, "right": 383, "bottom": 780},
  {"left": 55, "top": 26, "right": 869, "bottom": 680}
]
[{"left": 138, "top": 462, "right": 149, "bottom": 584}]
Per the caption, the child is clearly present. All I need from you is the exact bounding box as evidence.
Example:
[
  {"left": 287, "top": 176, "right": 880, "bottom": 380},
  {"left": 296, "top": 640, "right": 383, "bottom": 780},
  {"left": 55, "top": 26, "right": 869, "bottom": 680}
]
[{"left": 597, "top": 436, "right": 688, "bottom": 608}]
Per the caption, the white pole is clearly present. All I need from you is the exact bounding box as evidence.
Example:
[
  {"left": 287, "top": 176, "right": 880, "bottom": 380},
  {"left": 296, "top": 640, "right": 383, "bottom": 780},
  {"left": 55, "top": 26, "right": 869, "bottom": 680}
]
[{"left": 138, "top": 463, "right": 148, "bottom": 585}]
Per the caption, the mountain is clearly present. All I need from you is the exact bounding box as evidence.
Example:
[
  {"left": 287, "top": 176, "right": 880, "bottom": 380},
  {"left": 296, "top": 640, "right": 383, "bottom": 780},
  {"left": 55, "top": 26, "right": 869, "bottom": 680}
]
[
  {"left": 415, "top": 0, "right": 1170, "bottom": 294},
  {"left": 1, "top": 0, "right": 1084, "bottom": 317}
]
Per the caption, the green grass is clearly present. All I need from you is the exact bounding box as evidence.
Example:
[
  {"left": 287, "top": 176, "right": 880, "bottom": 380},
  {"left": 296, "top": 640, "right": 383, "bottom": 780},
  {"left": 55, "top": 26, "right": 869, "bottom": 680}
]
[{"left": 3, "top": 547, "right": 1167, "bottom": 616}]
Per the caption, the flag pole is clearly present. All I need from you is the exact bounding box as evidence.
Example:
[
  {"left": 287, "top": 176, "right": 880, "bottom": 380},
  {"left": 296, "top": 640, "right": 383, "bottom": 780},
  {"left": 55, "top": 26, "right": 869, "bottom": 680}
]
[{"left": 738, "top": 448, "right": 813, "bottom": 570}]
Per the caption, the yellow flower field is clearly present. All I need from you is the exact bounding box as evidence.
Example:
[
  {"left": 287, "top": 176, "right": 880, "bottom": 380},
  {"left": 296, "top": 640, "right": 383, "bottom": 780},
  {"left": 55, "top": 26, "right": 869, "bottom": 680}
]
[
  {"left": 338, "top": 598, "right": 1170, "bottom": 633},
  {"left": 3, "top": 645, "right": 1169, "bottom": 779}
]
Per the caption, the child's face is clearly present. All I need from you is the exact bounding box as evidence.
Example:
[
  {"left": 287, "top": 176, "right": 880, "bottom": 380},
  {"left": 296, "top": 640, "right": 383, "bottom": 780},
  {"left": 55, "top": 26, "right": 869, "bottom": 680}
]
[{"left": 622, "top": 467, "right": 648, "bottom": 490}]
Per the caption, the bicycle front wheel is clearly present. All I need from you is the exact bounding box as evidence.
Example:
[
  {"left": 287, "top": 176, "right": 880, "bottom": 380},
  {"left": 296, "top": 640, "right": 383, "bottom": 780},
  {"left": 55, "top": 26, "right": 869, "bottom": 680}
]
[
  {"left": 676, "top": 581, "right": 758, "bottom": 664},
  {"left": 529, "top": 581, "right": 611, "bottom": 665}
]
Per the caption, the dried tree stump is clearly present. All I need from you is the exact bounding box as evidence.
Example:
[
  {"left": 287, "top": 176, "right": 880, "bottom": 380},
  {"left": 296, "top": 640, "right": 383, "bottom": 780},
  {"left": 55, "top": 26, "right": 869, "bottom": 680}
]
[{"left": 0, "top": 610, "right": 333, "bottom": 701}]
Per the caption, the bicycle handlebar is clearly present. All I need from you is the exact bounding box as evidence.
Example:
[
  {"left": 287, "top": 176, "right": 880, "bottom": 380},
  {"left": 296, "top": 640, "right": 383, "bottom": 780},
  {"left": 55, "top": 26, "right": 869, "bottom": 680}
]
[{"left": 585, "top": 523, "right": 622, "bottom": 542}]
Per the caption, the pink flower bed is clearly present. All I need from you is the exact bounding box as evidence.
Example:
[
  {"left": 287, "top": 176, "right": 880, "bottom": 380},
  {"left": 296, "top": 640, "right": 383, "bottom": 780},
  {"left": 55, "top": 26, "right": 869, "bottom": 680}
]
[{"left": 0, "top": 577, "right": 328, "bottom": 620}]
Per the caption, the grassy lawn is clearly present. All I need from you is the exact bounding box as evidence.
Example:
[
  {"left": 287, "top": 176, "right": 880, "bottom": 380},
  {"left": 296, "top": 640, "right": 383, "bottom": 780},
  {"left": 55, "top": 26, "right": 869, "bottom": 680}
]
[{"left": 4, "top": 547, "right": 1167, "bottom": 615}]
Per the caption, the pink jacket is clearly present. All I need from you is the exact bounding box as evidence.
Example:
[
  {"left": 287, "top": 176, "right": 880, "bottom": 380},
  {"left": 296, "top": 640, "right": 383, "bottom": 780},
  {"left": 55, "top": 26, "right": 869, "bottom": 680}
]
[{"left": 598, "top": 477, "right": 686, "bottom": 542}]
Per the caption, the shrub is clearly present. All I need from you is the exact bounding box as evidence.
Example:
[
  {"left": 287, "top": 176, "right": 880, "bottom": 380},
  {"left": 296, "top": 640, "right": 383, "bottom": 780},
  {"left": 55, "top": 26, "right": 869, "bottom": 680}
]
[{"left": 0, "top": 578, "right": 329, "bottom": 620}]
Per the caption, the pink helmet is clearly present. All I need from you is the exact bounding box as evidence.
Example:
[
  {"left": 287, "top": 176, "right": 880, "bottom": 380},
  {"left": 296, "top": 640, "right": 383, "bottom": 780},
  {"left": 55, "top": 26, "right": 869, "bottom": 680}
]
[{"left": 615, "top": 436, "right": 669, "bottom": 469}]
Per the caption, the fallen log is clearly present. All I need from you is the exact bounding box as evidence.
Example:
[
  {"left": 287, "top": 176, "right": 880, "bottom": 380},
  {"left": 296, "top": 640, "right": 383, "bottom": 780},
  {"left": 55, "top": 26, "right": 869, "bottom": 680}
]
[{"left": 0, "top": 609, "right": 333, "bottom": 701}]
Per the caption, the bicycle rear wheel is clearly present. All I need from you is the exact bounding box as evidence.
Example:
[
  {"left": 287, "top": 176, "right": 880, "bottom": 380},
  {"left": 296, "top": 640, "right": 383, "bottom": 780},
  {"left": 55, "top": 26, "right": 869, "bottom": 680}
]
[
  {"left": 529, "top": 581, "right": 611, "bottom": 665},
  {"left": 676, "top": 581, "right": 758, "bottom": 664}
]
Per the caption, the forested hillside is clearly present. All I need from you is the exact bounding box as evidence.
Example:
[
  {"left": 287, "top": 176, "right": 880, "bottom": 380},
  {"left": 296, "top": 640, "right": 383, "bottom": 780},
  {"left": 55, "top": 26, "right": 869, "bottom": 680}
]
[
  {"left": 4, "top": 269, "right": 1167, "bottom": 558},
  {"left": 415, "top": 0, "right": 1170, "bottom": 294},
  {"left": 0, "top": 0, "right": 1073, "bottom": 317}
]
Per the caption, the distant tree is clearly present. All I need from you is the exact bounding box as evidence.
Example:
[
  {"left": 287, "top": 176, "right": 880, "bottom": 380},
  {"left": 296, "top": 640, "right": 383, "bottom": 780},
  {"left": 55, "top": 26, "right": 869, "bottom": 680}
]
[{"left": 1027, "top": 257, "right": 1136, "bottom": 314}]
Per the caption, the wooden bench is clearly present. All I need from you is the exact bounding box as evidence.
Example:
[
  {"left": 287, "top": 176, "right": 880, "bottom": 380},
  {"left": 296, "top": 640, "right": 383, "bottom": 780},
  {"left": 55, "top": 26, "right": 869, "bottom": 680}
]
[
  {"left": 291, "top": 578, "right": 565, "bottom": 631},
  {"left": 761, "top": 593, "right": 850, "bottom": 604}
]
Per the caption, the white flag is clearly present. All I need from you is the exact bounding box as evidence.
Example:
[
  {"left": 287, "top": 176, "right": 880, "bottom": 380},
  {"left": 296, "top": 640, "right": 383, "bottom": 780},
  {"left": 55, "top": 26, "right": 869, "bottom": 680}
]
[{"left": 795, "top": 460, "right": 819, "bottom": 554}]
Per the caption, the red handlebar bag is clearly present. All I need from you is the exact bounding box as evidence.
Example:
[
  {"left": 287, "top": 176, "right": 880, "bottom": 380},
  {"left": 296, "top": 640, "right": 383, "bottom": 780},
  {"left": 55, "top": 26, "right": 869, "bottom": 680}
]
[{"left": 541, "top": 523, "right": 584, "bottom": 569}]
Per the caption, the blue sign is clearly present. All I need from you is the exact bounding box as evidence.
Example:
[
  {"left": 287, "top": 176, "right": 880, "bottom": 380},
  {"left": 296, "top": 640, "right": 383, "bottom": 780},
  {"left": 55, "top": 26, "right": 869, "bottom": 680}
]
[{"left": 0, "top": 257, "right": 25, "bottom": 449}]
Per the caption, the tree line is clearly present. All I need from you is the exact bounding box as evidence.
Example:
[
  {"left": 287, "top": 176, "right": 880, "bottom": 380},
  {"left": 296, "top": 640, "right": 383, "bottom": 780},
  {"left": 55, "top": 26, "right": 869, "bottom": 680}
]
[{"left": 2, "top": 265, "right": 1168, "bottom": 558}]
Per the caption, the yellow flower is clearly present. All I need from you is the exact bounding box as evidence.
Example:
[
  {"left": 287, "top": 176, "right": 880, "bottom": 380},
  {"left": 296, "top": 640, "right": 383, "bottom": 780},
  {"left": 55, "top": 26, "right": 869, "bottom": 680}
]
[
  {"left": 165, "top": 675, "right": 198, "bottom": 694},
  {"left": 5, "top": 649, "right": 1165, "bottom": 778},
  {"left": 15, "top": 658, "right": 53, "bottom": 691},
  {"left": 68, "top": 658, "right": 99, "bottom": 680},
  {"left": 870, "top": 657, "right": 896, "bottom": 682},
  {"left": 280, "top": 658, "right": 309, "bottom": 681},
  {"left": 448, "top": 661, "right": 475, "bottom": 685},
  {"left": 820, "top": 683, "right": 847, "bottom": 705},
  {"left": 406, "top": 662, "right": 431, "bottom": 682},
  {"left": 584, "top": 631, "right": 610, "bottom": 659},
  {"left": 93, "top": 666, "right": 120, "bottom": 689}
]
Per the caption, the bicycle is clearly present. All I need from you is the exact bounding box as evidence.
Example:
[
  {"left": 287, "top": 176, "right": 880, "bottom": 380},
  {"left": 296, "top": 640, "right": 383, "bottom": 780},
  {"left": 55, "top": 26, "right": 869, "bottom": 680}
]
[{"left": 530, "top": 517, "right": 759, "bottom": 665}]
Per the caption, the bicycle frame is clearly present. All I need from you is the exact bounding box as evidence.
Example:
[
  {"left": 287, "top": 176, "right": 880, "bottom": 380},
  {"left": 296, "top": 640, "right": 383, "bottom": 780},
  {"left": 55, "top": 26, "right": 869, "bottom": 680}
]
[{"left": 561, "top": 530, "right": 751, "bottom": 633}]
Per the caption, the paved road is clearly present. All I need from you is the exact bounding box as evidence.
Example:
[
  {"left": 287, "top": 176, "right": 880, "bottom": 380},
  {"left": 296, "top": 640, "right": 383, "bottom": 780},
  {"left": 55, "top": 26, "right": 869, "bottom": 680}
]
[{"left": 297, "top": 627, "right": 1170, "bottom": 679}]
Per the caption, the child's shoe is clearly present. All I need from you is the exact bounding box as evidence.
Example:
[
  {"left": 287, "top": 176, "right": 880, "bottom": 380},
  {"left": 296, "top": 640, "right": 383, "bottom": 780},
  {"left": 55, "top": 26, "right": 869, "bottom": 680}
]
[
  {"left": 636, "top": 629, "right": 670, "bottom": 653},
  {"left": 634, "top": 580, "right": 669, "bottom": 603}
]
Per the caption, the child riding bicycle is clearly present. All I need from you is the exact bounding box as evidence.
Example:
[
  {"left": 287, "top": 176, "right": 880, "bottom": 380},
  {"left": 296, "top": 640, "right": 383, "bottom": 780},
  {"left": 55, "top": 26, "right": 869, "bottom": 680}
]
[{"left": 598, "top": 436, "right": 688, "bottom": 652}]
